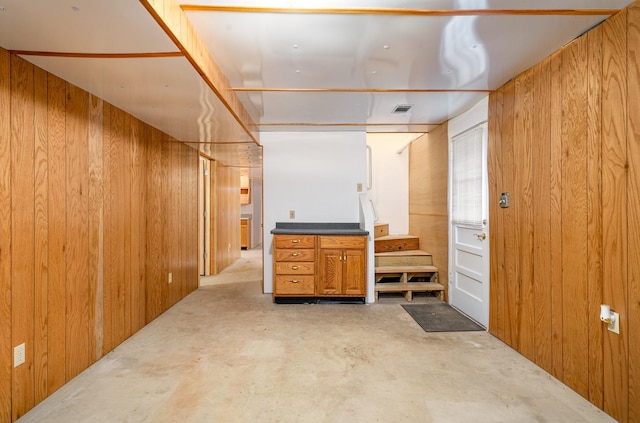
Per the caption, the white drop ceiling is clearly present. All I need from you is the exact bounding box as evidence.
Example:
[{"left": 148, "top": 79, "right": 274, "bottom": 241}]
[{"left": 0, "top": 0, "right": 634, "bottom": 168}]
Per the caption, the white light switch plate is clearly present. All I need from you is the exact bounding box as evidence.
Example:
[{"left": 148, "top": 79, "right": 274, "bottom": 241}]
[{"left": 14, "top": 343, "right": 25, "bottom": 368}]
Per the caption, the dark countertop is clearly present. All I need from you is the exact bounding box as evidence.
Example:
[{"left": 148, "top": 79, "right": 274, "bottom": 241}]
[{"left": 270, "top": 222, "right": 369, "bottom": 235}]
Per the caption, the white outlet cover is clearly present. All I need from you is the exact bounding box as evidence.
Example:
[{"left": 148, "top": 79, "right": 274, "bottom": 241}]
[
  {"left": 608, "top": 311, "right": 620, "bottom": 334},
  {"left": 14, "top": 343, "right": 25, "bottom": 368}
]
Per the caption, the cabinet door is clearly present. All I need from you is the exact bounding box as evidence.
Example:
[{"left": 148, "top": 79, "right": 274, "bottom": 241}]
[
  {"left": 317, "top": 248, "right": 343, "bottom": 295},
  {"left": 343, "top": 249, "right": 366, "bottom": 295}
]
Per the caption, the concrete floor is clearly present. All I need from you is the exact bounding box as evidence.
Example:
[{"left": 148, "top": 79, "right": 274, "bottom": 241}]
[{"left": 18, "top": 248, "right": 615, "bottom": 423}]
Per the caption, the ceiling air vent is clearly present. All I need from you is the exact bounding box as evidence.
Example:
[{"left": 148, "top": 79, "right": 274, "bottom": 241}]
[{"left": 392, "top": 104, "right": 412, "bottom": 114}]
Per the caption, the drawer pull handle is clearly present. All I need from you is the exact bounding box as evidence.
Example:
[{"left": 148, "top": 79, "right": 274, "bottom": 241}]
[
  {"left": 290, "top": 279, "right": 300, "bottom": 283},
  {"left": 291, "top": 239, "right": 300, "bottom": 243},
  {"left": 291, "top": 266, "right": 299, "bottom": 270},
  {"left": 291, "top": 253, "right": 299, "bottom": 257}
]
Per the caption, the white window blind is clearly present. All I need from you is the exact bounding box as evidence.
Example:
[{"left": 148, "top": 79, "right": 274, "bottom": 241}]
[{"left": 452, "top": 125, "right": 485, "bottom": 227}]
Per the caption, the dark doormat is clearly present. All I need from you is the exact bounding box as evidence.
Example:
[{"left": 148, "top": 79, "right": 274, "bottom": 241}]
[{"left": 402, "top": 302, "right": 485, "bottom": 332}]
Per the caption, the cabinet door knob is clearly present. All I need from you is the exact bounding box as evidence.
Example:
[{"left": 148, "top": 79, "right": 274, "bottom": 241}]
[{"left": 291, "top": 266, "right": 299, "bottom": 270}]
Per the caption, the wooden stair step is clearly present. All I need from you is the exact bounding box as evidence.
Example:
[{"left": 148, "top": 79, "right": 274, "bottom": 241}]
[
  {"left": 375, "top": 249, "right": 433, "bottom": 267},
  {"left": 374, "top": 235, "right": 420, "bottom": 253},
  {"left": 374, "top": 281, "right": 444, "bottom": 302},
  {"left": 374, "top": 223, "right": 389, "bottom": 238},
  {"left": 375, "top": 265, "right": 438, "bottom": 273}
]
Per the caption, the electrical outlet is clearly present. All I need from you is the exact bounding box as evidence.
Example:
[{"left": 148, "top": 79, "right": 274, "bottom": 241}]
[
  {"left": 168, "top": 272, "right": 172, "bottom": 284},
  {"left": 289, "top": 210, "right": 295, "bottom": 219},
  {"left": 608, "top": 311, "right": 620, "bottom": 334},
  {"left": 357, "top": 183, "right": 363, "bottom": 192},
  {"left": 14, "top": 343, "right": 25, "bottom": 368}
]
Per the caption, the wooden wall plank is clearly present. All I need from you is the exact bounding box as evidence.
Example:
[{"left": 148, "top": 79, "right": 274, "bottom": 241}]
[
  {"left": 64, "top": 83, "right": 90, "bottom": 381},
  {"left": 627, "top": 4, "right": 640, "bottom": 421},
  {"left": 108, "top": 107, "right": 127, "bottom": 347},
  {"left": 129, "top": 117, "right": 145, "bottom": 334},
  {"left": 101, "top": 103, "right": 113, "bottom": 355},
  {"left": 560, "top": 35, "right": 590, "bottom": 399},
  {"left": 549, "top": 50, "right": 564, "bottom": 381},
  {"left": 586, "top": 25, "right": 604, "bottom": 409},
  {"left": 602, "top": 10, "right": 629, "bottom": 422},
  {"left": 408, "top": 124, "right": 449, "bottom": 300},
  {"left": 46, "top": 73, "right": 66, "bottom": 394},
  {"left": 501, "top": 80, "right": 517, "bottom": 347},
  {"left": 488, "top": 90, "right": 505, "bottom": 339},
  {"left": 0, "top": 47, "right": 12, "bottom": 423},
  {"left": 122, "top": 112, "right": 132, "bottom": 340},
  {"left": 145, "top": 127, "right": 163, "bottom": 322},
  {"left": 514, "top": 68, "right": 535, "bottom": 360},
  {"left": 532, "top": 57, "right": 552, "bottom": 373},
  {"left": 628, "top": 5, "right": 640, "bottom": 422},
  {"left": 33, "top": 66, "right": 49, "bottom": 404},
  {"left": 88, "top": 94, "right": 104, "bottom": 362},
  {"left": 160, "top": 135, "right": 171, "bottom": 307},
  {"left": 10, "top": 54, "right": 35, "bottom": 421}
]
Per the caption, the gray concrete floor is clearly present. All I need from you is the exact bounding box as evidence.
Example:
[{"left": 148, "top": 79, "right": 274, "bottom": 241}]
[{"left": 18, "top": 248, "right": 615, "bottom": 423}]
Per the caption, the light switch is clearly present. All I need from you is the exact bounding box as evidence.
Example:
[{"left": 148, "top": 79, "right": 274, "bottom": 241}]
[{"left": 14, "top": 343, "right": 25, "bottom": 368}]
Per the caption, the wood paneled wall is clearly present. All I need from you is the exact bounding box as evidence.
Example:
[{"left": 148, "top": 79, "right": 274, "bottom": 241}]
[
  {"left": 212, "top": 164, "right": 241, "bottom": 274},
  {"left": 408, "top": 124, "right": 449, "bottom": 300},
  {"left": 0, "top": 49, "right": 199, "bottom": 422},
  {"left": 488, "top": 5, "right": 640, "bottom": 421}
]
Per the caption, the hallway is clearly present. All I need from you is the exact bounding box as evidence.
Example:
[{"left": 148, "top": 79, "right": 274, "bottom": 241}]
[{"left": 17, "top": 249, "right": 614, "bottom": 423}]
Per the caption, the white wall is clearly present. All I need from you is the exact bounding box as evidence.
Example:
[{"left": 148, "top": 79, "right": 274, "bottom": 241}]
[
  {"left": 366, "top": 133, "right": 420, "bottom": 235},
  {"left": 262, "top": 132, "right": 367, "bottom": 293}
]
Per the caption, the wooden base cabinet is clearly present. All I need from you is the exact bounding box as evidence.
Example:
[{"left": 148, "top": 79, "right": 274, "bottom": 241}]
[
  {"left": 272, "top": 234, "right": 367, "bottom": 299},
  {"left": 317, "top": 236, "right": 367, "bottom": 296}
]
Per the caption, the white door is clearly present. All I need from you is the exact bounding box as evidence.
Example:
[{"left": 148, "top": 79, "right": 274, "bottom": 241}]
[{"left": 449, "top": 124, "right": 489, "bottom": 327}]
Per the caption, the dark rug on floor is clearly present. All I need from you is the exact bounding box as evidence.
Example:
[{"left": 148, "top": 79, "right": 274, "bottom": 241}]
[{"left": 402, "top": 302, "right": 484, "bottom": 332}]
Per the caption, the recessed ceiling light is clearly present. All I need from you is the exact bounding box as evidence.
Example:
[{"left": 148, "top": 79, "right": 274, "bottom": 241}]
[
  {"left": 292, "top": 44, "right": 299, "bottom": 49},
  {"left": 295, "top": 69, "right": 300, "bottom": 73},
  {"left": 371, "top": 70, "right": 377, "bottom": 74},
  {"left": 383, "top": 45, "right": 390, "bottom": 49}
]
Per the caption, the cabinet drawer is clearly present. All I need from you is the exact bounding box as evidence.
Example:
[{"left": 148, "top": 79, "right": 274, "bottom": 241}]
[
  {"left": 274, "top": 235, "right": 316, "bottom": 249},
  {"left": 274, "top": 275, "right": 315, "bottom": 295},
  {"left": 319, "top": 235, "right": 366, "bottom": 249},
  {"left": 274, "top": 249, "right": 315, "bottom": 262},
  {"left": 275, "top": 262, "right": 315, "bottom": 275}
]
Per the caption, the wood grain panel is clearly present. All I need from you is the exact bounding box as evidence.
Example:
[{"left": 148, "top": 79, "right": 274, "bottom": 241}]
[
  {"left": 33, "top": 66, "right": 49, "bottom": 403},
  {"left": 532, "top": 57, "right": 552, "bottom": 373},
  {"left": 514, "top": 68, "right": 535, "bottom": 360},
  {"left": 108, "top": 106, "right": 128, "bottom": 347},
  {"left": 213, "top": 164, "right": 241, "bottom": 273},
  {"left": 549, "top": 50, "right": 564, "bottom": 381},
  {"left": 500, "top": 80, "right": 517, "bottom": 347},
  {"left": 560, "top": 35, "right": 589, "bottom": 399},
  {"left": 101, "top": 103, "right": 113, "bottom": 355},
  {"left": 46, "top": 73, "right": 67, "bottom": 394},
  {"left": 145, "top": 127, "right": 163, "bottom": 322},
  {"left": 88, "top": 94, "right": 104, "bottom": 362},
  {"left": 602, "top": 10, "right": 629, "bottom": 422},
  {"left": 129, "top": 117, "right": 145, "bottom": 334},
  {"left": 487, "top": 90, "right": 504, "bottom": 339},
  {"left": 160, "top": 134, "right": 171, "bottom": 306},
  {"left": 408, "top": 124, "right": 449, "bottom": 299},
  {"left": 0, "top": 47, "right": 12, "bottom": 423},
  {"left": 627, "top": 4, "right": 640, "bottom": 421},
  {"left": 11, "top": 54, "right": 35, "bottom": 421},
  {"left": 122, "top": 112, "right": 132, "bottom": 339},
  {"left": 65, "top": 82, "right": 90, "bottom": 381},
  {"left": 586, "top": 25, "right": 604, "bottom": 409}
]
